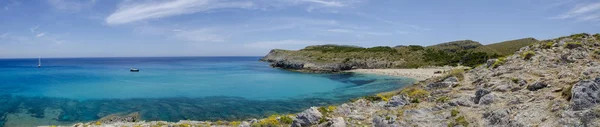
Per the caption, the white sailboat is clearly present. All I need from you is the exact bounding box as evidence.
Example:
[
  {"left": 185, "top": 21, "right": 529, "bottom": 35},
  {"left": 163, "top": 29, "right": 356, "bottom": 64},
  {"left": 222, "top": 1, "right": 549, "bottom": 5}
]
[{"left": 37, "top": 57, "right": 41, "bottom": 68}]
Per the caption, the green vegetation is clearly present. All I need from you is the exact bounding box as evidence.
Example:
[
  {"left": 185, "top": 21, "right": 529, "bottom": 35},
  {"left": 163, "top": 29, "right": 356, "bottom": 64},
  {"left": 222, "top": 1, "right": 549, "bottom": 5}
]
[
  {"left": 521, "top": 51, "right": 535, "bottom": 60},
  {"left": 229, "top": 121, "right": 241, "bottom": 126},
  {"left": 401, "top": 87, "right": 429, "bottom": 103},
  {"left": 565, "top": 42, "right": 582, "bottom": 49},
  {"left": 570, "top": 33, "right": 589, "bottom": 39},
  {"left": 491, "top": 57, "right": 506, "bottom": 68},
  {"left": 450, "top": 109, "right": 459, "bottom": 117},
  {"left": 542, "top": 41, "right": 555, "bottom": 49},
  {"left": 279, "top": 115, "right": 294, "bottom": 124},
  {"left": 267, "top": 38, "right": 535, "bottom": 69},
  {"left": 377, "top": 93, "right": 390, "bottom": 102},
  {"left": 449, "top": 116, "right": 469, "bottom": 127},
  {"left": 448, "top": 69, "right": 465, "bottom": 81},
  {"left": 252, "top": 115, "right": 280, "bottom": 127},
  {"left": 486, "top": 38, "right": 538, "bottom": 56},
  {"left": 408, "top": 45, "right": 425, "bottom": 51},
  {"left": 436, "top": 96, "right": 450, "bottom": 103},
  {"left": 594, "top": 33, "right": 600, "bottom": 40},
  {"left": 301, "top": 45, "right": 397, "bottom": 53},
  {"left": 511, "top": 78, "right": 519, "bottom": 84},
  {"left": 318, "top": 106, "right": 336, "bottom": 117}
]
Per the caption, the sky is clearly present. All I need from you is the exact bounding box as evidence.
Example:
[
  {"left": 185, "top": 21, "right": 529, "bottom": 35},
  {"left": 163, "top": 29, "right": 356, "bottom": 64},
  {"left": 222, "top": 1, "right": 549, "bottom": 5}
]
[{"left": 0, "top": 0, "right": 599, "bottom": 58}]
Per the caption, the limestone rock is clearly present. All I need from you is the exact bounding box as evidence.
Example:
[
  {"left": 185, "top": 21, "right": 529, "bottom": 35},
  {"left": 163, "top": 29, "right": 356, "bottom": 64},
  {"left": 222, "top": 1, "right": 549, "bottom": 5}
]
[
  {"left": 292, "top": 107, "right": 323, "bottom": 127},
  {"left": 527, "top": 81, "right": 547, "bottom": 91},
  {"left": 571, "top": 80, "right": 600, "bottom": 111},
  {"left": 386, "top": 95, "right": 410, "bottom": 107},
  {"left": 474, "top": 89, "right": 491, "bottom": 104}
]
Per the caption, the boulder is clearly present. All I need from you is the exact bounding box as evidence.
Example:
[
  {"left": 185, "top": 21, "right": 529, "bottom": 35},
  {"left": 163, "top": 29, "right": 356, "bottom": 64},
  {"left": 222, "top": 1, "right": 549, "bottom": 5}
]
[
  {"left": 386, "top": 95, "right": 410, "bottom": 107},
  {"left": 292, "top": 107, "right": 323, "bottom": 127},
  {"left": 427, "top": 77, "right": 459, "bottom": 89},
  {"left": 482, "top": 109, "right": 510, "bottom": 126},
  {"left": 527, "top": 81, "right": 547, "bottom": 91},
  {"left": 479, "top": 94, "right": 495, "bottom": 105},
  {"left": 570, "top": 80, "right": 600, "bottom": 111},
  {"left": 330, "top": 117, "right": 346, "bottom": 127},
  {"left": 474, "top": 89, "right": 491, "bottom": 104}
]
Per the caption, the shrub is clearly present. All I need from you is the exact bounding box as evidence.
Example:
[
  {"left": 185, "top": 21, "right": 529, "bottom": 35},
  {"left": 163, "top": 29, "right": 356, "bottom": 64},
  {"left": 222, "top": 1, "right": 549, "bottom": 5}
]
[
  {"left": 401, "top": 87, "right": 429, "bottom": 101},
  {"left": 454, "top": 116, "right": 469, "bottom": 127},
  {"left": 318, "top": 106, "right": 336, "bottom": 117},
  {"left": 521, "top": 51, "right": 535, "bottom": 60},
  {"left": 565, "top": 42, "right": 582, "bottom": 49},
  {"left": 542, "top": 41, "right": 554, "bottom": 49},
  {"left": 594, "top": 33, "right": 600, "bottom": 40},
  {"left": 451, "top": 109, "right": 459, "bottom": 117},
  {"left": 570, "top": 33, "right": 589, "bottom": 39},
  {"left": 408, "top": 45, "right": 425, "bottom": 51},
  {"left": 253, "top": 115, "right": 280, "bottom": 127},
  {"left": 363, "top": 95, "right": 384, "bottom": 102},
  {"left": 448, "top": 69, "right": 465, "bottom": 81},
  {"left": 280, "top": 115, "right": 294, "bottom": 124},
  {"left": 595, "top": 49, "right": 600, "bottom": 55},
  {"left": 436, "top": 96, "right": 450, "bottom": 103},
  {"left": 230, "top": 121, "right": 241, "bottom": 126},
  {"left": 491, "top": 57, "right": 506, "bottom": 68},
  {"left": 377, "top": 93, "right": 390, "bottom": 102},
  {"left": 511, "top": 78, "right": 519, "bottom": 83}
]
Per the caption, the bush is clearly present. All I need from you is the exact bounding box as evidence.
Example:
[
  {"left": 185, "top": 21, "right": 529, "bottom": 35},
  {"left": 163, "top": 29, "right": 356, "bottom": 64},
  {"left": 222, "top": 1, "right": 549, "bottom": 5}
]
[
  {"left": 565, "top": 42, "right": 582, "bottom": 49},
  {"left": 570, "top": 33, "right": 589, "bottom": 39},
  {"left": 401, "top": 87, "right": 429, "bottom": 101},
  {"left": 594, "top": 33, "right": 600, "bottom": 40},
  {"left": 451, "top": 109, "right": 459, "bottom": 117},
  {"left": 230, "top": 121, "right": 241, "bottom": 126},
  {"left": 595, "top": 49, "right": 600, "bottom": 55},
  {"left": 436, "top": 96, "right": 450, "bottom": 103},
  {"left": 448, "top": 69, "right": 465, "bottom": 81},
  {"left": 280, "top": 115, "right": 294, "bottom": 124},
  {"left": 511, "top": 78, "right": 519, "bottom": 83},
  {"left": 491, "top": 57, "right": 506, "bottom": 68},
  {"left": 253, "top": 115, "right": 280, "bottom": 127},
  {"left": 377, "top": 93, "right": 390, "bottom": 102},
  {"left": 408, "top": 45, "right": 425, "bottom": 51},
  {"left": 318, "top": 106, "right": 336, "bottom": 117},
  {"left": 542, "top": 41, "right": 554, "bottom": 49},
  {"left": 521, "top": 51, "right": 535, "bottom": 60}
]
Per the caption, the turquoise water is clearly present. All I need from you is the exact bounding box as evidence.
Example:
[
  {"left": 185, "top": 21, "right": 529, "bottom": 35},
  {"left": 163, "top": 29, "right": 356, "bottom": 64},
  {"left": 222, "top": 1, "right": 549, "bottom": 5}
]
[{"left": 0, "top": 57, "right": 414, "bottom": 126}]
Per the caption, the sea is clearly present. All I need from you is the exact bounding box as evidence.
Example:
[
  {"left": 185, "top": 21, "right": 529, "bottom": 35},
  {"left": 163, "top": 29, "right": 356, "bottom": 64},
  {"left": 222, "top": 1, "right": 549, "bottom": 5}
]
[{"left": 0, "top": 57, "right": 415, "bottom": 126}]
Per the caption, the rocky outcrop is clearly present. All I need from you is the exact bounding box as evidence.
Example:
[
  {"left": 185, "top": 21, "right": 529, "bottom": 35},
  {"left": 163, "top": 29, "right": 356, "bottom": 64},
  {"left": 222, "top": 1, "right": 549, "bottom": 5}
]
[
  {"left": 292, "top": 107, "right": 323, "bottom": 127},
  {"left": 571, "top": 79, "right": 600, "bottom": 111}
]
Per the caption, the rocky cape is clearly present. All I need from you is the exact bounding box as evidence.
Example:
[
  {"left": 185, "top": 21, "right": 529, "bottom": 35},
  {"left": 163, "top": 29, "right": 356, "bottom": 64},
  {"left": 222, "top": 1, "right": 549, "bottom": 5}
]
[{"left": 66, "top": 33, "right": 600, "bottom": 127}]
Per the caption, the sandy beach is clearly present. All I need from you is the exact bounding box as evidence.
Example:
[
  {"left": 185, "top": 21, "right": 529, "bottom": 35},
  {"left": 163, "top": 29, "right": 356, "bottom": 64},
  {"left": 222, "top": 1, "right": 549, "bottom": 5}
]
[{"left": 346, "top": 67, "right": 463, "bottom": 81}]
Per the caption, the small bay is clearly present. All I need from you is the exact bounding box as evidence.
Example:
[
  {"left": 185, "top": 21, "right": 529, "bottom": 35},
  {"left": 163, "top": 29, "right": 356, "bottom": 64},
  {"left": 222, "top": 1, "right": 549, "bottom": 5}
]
[{"left": 0, "top": 57, "right": 414, "bottom": 126}]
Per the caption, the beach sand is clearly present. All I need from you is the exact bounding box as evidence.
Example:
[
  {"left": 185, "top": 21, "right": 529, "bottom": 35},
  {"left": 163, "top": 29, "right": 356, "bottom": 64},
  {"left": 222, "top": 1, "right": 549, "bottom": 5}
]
[{"left": 346, "top": 67, "right": 464, "bottom": 81}]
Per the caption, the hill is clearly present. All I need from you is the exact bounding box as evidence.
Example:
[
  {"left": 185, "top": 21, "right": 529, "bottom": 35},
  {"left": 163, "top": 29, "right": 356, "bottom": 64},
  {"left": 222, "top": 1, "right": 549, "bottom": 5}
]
[
  {"left": 261, "top": 38, "right": 533, "bottom": 72},
  {"left": 485, "top": 37, "right": 539, "bottom": 56}
]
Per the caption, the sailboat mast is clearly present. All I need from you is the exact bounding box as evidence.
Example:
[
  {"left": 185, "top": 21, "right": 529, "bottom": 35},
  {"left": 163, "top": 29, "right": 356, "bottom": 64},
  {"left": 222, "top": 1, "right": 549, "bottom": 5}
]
[{"left": 38, "top": 57, "right": 41, "bottom": 68}]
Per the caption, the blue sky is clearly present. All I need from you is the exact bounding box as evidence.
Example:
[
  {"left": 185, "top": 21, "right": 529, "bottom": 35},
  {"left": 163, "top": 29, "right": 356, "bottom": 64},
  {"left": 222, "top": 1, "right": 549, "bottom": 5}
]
[{"left": 0, "top": 0, "right": 599, "bottom": 58}]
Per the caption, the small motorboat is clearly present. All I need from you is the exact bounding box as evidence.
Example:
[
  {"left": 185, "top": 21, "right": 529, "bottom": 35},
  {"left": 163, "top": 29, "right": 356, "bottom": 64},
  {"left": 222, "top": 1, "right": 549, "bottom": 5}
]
[{"left": 130, "top": 68, "right": 139, "bottom": 72}]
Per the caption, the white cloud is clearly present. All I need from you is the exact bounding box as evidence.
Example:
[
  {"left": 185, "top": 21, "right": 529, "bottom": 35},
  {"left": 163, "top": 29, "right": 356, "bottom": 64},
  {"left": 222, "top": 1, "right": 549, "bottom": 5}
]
[
  {"left": 301, "top": 0, "right": 344, "bottom": 7},
  {"left": 554, "top": 2, "right": 600, "bottom": 22},
  {"left": 30, "top": 25, "right": 40, "bottom": 33},
  {"left": 106, "top": 0, "right": 254, "bottom": 25},
  {"left": 47, "top": 0, "right": 96, "bottom": 11},
  {"left": 36, "top": 33, "right": 46, "bottom": 37}
]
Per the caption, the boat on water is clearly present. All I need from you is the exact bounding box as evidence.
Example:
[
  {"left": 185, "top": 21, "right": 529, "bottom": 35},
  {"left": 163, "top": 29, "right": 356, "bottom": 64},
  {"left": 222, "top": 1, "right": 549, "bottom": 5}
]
[
  {"left": 37, "top": 57, "right": 41, "bottom": 68},
  {"left": 130, "top": 68, "right": 139, "bottom": 72}
]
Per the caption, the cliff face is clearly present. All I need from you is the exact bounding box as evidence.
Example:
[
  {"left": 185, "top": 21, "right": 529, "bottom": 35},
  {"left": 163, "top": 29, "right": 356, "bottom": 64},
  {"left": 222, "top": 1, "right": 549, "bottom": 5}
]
[{"left": 260, "top": 48, "right": 403, "bottom": 72}]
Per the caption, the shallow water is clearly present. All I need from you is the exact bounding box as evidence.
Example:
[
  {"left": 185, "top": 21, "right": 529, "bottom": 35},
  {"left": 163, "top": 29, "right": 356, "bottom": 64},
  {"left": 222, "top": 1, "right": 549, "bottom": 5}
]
[{"left": 0, "top": 57, "right": 414, "bottom": 126}]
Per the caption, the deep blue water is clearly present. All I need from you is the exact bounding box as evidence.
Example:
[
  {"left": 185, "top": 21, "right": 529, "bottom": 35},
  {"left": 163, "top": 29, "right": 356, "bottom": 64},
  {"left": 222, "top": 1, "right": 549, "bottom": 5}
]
[{"left": 0, "top": 57, "right": 414, "bottom": 126}]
